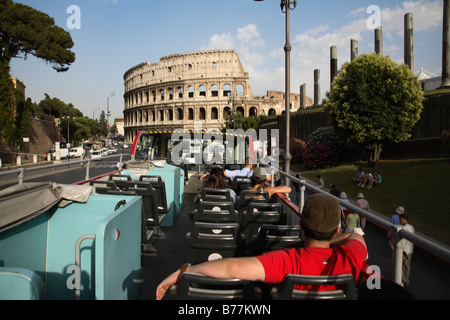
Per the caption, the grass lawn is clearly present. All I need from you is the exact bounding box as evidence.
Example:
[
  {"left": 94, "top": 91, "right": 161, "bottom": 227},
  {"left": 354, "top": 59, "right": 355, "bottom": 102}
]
[{"left": 292, "top": 158, "right": 450, "bottom": 247}]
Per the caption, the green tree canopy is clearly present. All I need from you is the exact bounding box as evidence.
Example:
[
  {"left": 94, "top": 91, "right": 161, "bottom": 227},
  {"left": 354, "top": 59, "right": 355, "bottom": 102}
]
[
  {"left": 38, "top": 94, "right": 82, "bottom": 118},
  {"left": 0, "top": 0, "right": 75, "bottom": 73},
  {"left": 0, "top": 0, "right": 75, "bottom": 147},
  {"left": 223, "top": 114, "right": 267, "bottom": 132},
  {"left": 324, "top": 53, "right": 423, "bottom": 161},
  {"left": 60, "top": 116, "right": 102, "bottom": 146}
]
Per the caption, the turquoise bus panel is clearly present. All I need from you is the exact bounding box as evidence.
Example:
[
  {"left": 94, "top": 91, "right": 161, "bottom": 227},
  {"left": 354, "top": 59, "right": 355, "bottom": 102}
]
[
  {"left": 95, "top": 197, "right": 141, "bottom": 300},
  {"left": 0, "top": 193, "right": 142, "bottom": 300},
  {"left": 45, "top": 194, "right": 141, "bottom": 300},
  {"left": 0, "top": 213, "right": 49, "bottom": 283},
  {"left": 0, "top": 267, "right": 44, "bottom": 300}
]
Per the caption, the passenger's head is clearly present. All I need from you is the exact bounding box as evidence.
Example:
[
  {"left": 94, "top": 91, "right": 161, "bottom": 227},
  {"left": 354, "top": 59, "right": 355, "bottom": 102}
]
[
  {"left": 300, "top": 194, "right": 341, "bottom": 241},
  {"left": 204, "top": 168, "right": 226, "bottom": 189},
  {"left": 251, "top": 167, "right": 268, "bottom": 187},
  {"left": 244, "top": 157, "right": 254, "bottom": 168}
]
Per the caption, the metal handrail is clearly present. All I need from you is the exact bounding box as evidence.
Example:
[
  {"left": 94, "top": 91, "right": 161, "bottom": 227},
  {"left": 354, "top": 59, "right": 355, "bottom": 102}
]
[
  {"left": 272, "top": 166, "right": 450, "bottom": 285},
  {"left": 75, "top": 234, "right": 96, "bottom": 300},
  {"left": 0, "top": 154, "right": 123, "bottom": 185}
]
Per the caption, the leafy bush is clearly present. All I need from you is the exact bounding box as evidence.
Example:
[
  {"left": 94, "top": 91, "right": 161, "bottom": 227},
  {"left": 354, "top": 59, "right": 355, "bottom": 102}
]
[
  {"left": 307, "top": 126, "right": 338, "bottom": 145},
  {"left": 280, "top": 137, "right": 307, "bottom": 163},
  {"left": 303, "top": 142, "right": 339, "bottom": 170}
]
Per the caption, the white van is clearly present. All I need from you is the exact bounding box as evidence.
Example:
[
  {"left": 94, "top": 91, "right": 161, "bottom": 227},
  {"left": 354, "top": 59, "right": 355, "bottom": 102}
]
[
  {"left": 49, "top": 148, "right": 69, "bottom": 159},
  {"left": 69, "top": 147, "right": 85, "bottom": 158}
]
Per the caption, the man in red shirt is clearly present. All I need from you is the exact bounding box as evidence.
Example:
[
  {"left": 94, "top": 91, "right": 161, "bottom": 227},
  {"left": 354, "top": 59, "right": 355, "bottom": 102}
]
[{"left": 156, "top": 193, "right": 367, "bottom": 300}]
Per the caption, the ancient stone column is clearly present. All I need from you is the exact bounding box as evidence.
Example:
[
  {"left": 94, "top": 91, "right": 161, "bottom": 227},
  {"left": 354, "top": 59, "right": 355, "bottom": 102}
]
[
  {"left": 442, "top": 0, "right": 450, "bottom": 88},
  {"left": 300, "top": 84, "right": 306, "bottom": 109},
  {"left": 375, "top": 27, "right": 383, "bottom": 55},
  {"left": 404, "top": 13, "right": 414, "bottom": 71},
  {"left": 330, "top": 46, "right": 338, "bottom": 84},
  {"left": 314, "top": 69, "right": 321, "bottom": 105},
  {"left": 350, "top": 39, "right": 358, "bottom": 62}
]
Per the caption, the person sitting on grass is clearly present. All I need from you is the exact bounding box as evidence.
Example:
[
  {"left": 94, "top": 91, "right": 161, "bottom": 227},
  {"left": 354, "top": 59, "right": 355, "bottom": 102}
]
[
  {"left": 365, "top": 171, "right": 381, "bottom": 189},
  {"left": 360, "top": 171, "right": 373, "bottom": 188},
  {"left": 353, "top": 167, "right": 365, "bottom": 185}
]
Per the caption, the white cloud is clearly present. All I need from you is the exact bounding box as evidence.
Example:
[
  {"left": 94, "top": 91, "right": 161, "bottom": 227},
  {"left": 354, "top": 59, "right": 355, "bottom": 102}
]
[
  {"left": 202, "top": 24, "right": 266, "bottom": 66},
  {"left": 348, "top": 7, "right": 366, "bottom": 18},
  {"left": 237, "top": 24, "right": 266, "bottom": 48},
  {"left": 202, "top": 33, "right": 235, "bottom": 50},
  {"left": 304, "top": 24, "right": 330, "bottom": 36},
  {"left": 377, "top": 0, "right": 442, "bottom": 38}
]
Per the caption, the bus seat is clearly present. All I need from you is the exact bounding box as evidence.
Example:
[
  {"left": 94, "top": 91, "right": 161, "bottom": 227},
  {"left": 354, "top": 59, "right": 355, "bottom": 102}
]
[
  {"left": 91, "top": 183, "right": 159, "bottom": 251},
  {"left": 200, "top": 188, "right": 233, "bottom": 202},
  {"left": 109, "top": 174, "right": 133, "bottom": 181},
  {"left": 127, "top": 181, "right": 165, "bottom": 227},
  {"left": 240, "top": 203, "right": 285, "bottom": 246},
  {"left": 271, "top": 274, "right": 356, "bottom": 300},
  {"left": 249, "top": 224, "right": 303, "bottom": 255},
  {"left": 194, "top": 201, "right": 239, "bottom": 224},
  {"left": 236, "top": 190, "right": 270, "bottom": 210},
  {"left": 231, "top": 176, "right": 252, "bottom": 194},
  {"left": 168, "top": 272, "right": 256, "bottom": 300},
  {"left": 89, "top": 180, "right": 118, "bottom": 194},
  {"left": 139, "top": 175, "right": 170, "bottom": 214},
  {"left": 186, "top": 222, "right": 246, "bottom": 264}
]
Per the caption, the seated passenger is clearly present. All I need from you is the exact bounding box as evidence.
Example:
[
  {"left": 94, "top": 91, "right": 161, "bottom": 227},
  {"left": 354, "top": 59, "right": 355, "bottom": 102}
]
[
  {"left": 249, "top": 167, "right": 290, "bottom": 198},
  {"left": 156, "top": 193, "right": 367, "bottom": 299},
  {"left": 194, "top": 167, "right": 237, "bottom": 204},
  {"left": 200, "top": 157, "right": 254, "bottom": 183},
  {"left": 224, "top": 157, "right": 254, "bottom": 181}
]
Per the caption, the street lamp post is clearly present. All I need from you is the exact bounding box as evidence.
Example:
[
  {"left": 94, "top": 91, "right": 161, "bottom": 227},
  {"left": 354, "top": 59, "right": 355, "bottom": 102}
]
[
  {"left": 254, "top": 0, "right": 297, "bottom": 187},
  {"left": 107, "top": 92, "right": 115, "bottom": 137},
  {"left": 227, "top": 90, "right": 237, "bottom": 130},
  {"left": 93, "top": 107, "right": 100, "bottom": 120},
  {"left": 63, "top": 115, "right": 72, "bottom": 161}
]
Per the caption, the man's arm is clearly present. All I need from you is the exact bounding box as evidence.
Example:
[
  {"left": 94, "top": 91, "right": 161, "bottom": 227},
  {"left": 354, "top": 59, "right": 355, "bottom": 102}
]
[{"left": 156, "top": 257, "right": 265, "bottom": 300}]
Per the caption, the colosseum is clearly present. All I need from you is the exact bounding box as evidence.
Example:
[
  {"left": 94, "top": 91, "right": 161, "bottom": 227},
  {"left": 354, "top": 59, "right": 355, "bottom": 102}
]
[{"left": 123, "top": 49, "right": 311, "bottom": 141}]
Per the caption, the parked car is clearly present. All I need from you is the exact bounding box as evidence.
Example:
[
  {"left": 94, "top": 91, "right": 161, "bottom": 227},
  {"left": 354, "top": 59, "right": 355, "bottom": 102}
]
[
  {"left": 101, "top": 148, "right": 109, "bottom": 156},
  {"left": 91, "top": 150, "right": 102, "bottom": 161}
]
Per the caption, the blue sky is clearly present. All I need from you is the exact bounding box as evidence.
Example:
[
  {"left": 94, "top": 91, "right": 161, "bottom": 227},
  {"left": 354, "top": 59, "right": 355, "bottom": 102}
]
[{"left": 10, "top": 0, "right": 444, "bottom": 121}]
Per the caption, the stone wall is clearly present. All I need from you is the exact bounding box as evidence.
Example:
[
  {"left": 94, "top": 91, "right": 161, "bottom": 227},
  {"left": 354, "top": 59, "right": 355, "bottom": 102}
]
[
  {"left": 0, "top": 114, "right": 60, "bottom": 164},
  {"left": 275, "top": 93, "right": 450, "bottom": 159}
]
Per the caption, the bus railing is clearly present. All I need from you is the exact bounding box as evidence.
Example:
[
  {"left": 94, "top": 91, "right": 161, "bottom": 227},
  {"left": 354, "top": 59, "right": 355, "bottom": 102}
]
[{"left": 273, "top": 166, "right": 450, "bottom": 286}]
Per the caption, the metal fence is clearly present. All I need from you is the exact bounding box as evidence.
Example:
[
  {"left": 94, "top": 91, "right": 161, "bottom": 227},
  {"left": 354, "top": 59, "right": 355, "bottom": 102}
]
[{"left": 0, "top": 154, "right": 124, "bottom": 187}]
